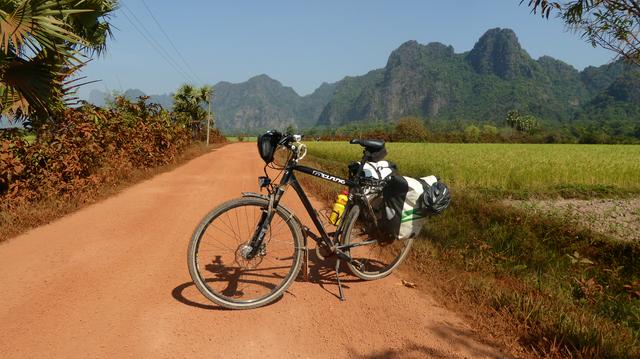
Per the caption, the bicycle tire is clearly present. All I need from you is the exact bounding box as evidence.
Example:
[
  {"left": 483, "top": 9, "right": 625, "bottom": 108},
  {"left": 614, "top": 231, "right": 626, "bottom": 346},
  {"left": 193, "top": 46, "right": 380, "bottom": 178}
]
[
  {"left": 341, "top": 204, "right": 415, "bottom": 280},
  {"left": 188, "top": 197, "right": 303, "bottom": 309}
]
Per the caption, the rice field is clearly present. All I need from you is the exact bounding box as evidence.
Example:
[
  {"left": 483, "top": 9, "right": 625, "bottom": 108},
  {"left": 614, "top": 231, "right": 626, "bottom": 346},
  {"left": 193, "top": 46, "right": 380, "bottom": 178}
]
[{"left": 305, "top": 142, "right": 640, "bottom": 195}]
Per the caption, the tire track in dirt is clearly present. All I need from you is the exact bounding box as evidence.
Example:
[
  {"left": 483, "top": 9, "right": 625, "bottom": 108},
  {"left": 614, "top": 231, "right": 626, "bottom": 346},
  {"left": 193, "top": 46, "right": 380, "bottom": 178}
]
[{"left": 0, "top": 143, "right": 509, "bottom": 358}]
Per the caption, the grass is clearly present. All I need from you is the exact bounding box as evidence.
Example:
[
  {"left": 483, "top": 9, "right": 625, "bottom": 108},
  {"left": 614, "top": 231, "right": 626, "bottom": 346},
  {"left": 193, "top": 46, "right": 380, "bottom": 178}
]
[
  {"left": 225, "top": 136, "right": 258, "bottom": 142},
  {"left": 301, "top": 142, "right": 640, "bottom": 358},
  {"left": 22, "top": 133, "right": 36, "bottom": 144},
  {"left": 306, "top": 142, "right": 640, "bottom": 198},
  {"left": 0, "top": 142, "right": 222, "bottom": 242}
]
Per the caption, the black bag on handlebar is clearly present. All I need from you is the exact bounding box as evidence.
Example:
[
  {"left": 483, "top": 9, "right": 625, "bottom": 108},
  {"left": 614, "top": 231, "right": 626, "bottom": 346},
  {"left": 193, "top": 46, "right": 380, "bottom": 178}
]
[{"left": 257, "top": 130, "right": 283, "bottom": 163}]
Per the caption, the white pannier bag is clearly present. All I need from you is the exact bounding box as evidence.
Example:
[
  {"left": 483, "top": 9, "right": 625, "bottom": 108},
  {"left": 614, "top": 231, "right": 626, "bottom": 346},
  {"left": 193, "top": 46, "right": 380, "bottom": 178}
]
[{"left": 382, "top": 175, "right": 439, "bottom": 240}]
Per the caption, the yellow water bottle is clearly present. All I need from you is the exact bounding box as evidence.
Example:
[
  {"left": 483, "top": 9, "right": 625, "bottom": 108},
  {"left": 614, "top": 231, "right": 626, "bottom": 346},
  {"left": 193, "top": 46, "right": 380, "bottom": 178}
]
[{"left": 329, "top": 189, "right": 349, "bottom": 225}]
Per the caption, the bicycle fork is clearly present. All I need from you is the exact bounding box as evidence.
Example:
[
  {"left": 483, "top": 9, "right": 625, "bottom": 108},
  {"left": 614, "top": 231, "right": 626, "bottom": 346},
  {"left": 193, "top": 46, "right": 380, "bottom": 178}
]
[{"left": 245, "top": 196, "right": 278, "bottom": 259}]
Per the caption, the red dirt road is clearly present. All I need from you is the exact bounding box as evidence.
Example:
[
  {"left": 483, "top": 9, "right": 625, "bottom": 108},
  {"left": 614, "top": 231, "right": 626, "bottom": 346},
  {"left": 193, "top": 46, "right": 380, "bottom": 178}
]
[{"left": 0, "top": 143, "right": 508, "bottom": 358}]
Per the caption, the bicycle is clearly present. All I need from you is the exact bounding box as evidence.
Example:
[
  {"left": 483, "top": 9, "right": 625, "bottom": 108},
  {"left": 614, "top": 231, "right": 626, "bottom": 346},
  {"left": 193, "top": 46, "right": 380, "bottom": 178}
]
[{"left": 187, "top": 131, "right": 414, "bottom": 309}]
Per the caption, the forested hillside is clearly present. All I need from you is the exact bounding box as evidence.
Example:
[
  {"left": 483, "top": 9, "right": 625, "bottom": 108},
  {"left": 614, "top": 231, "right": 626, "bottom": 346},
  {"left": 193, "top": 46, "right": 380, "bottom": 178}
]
[{"left": 87, "top": 28, "right": 639, "bottom": 135}]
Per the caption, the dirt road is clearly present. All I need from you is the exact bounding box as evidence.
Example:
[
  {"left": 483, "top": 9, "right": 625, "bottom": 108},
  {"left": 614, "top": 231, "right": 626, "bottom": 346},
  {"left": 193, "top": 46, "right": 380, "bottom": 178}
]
[{"left": 0, "top": 143, "right": 508, "bottom": 358}]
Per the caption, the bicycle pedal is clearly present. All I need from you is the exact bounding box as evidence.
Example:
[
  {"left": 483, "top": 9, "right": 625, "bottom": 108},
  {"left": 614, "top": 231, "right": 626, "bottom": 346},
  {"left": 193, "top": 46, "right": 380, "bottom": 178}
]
[{"left": 352, "top": 259, "right": 364, "bottom": 271}]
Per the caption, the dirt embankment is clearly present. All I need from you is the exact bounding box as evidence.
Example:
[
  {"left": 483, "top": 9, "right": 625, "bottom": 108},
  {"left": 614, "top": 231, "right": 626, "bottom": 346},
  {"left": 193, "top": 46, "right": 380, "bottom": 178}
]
[
  {"left": 0, "top": 143, "right": 509, "bottom": 358},
  {"left": 505, "top": 198, "right": 640, "bottom": 243}
]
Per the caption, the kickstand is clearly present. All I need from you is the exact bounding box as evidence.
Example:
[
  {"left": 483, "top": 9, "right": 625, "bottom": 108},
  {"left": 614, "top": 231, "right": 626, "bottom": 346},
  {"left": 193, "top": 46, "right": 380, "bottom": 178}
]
[
  {"left": 335, "top": 258, "right": 345, "bottom": 301},
  {"left": 303, "top": 237, "right": 309, "bottom": 281}
]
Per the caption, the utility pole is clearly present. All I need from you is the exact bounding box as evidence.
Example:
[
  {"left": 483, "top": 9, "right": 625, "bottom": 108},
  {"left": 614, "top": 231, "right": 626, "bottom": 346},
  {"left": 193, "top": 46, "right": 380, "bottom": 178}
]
[{"left": 206, "top": 93, "right": 211, "bottom": 146}]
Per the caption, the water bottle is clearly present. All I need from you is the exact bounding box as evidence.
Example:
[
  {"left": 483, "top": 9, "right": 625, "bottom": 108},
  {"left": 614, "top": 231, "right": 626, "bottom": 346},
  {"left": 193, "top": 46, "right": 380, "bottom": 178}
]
[{"left": 329, "top": 189, "right": 349, "bottom": 225}]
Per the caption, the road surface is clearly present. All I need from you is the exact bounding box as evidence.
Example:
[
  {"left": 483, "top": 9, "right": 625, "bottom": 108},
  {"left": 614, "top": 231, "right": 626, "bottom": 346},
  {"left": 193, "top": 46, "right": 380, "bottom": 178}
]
[{"left": 0, "top": 143, "right": 508, "bottom": 358}]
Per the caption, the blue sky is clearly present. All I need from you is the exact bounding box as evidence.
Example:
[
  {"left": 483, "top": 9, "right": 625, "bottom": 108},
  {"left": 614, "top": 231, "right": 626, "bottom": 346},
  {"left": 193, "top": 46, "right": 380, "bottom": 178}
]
[{"left": 77, "top": 0, "right": 614, "bottom": 99}]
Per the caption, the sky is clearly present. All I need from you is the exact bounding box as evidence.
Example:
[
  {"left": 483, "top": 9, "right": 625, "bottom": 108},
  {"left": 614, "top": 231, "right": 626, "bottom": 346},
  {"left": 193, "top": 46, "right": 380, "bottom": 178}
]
[{"left": 77, "top": 0, "right": 615, "bottom": 99}]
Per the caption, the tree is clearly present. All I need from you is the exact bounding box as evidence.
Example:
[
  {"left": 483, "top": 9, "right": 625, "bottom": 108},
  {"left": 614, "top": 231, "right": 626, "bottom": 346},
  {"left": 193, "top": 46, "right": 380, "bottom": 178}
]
[
  {"left": 506, "top": 110, "right": 540, "bottom": 132},
  {"left": 522, "top": 0, "right": 640, "bottom": 65},
  {"left": 463, "top": 125, "right": 481, "bottom": 143},
  {"left": 393, "top": 117, "right": 429, "bottom": 142},
  {"left": 0, "top": 0, "right": 117, "bottom": 125},
  {"left": 481, "top": 124, "right": 498, "bottom": 142},
  {"left": 172, "top": 84, "right": 213, "bottom": 139},
  {"left": 285, "top": 124, "right": 297, "bottom": 134}
]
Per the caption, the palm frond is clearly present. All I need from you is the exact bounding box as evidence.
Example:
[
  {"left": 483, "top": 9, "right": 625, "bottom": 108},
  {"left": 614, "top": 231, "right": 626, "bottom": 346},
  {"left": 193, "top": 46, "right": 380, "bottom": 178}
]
[{"left": 0, "top": 0, "right": 88, "bottom": 56}]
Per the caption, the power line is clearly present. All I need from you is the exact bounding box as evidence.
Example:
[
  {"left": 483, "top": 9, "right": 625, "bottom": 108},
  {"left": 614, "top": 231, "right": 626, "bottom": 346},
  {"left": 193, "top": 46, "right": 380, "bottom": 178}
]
[
  {"left": 120, "top": 4, "right": 197, "bottom": 84},
  {"left": 139, "top": 0, "right": 202, "bottom": 85},
  {"left": 121, "top": 4, "right": 196, "bottom": 84},
  {"left": 119, "top": 7, "right": 191, "bottom": 83}
]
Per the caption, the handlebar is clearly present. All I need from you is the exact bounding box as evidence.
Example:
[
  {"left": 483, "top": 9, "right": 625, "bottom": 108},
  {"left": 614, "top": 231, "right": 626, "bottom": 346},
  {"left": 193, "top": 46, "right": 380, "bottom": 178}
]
[
  {"left": 279, "top": 133, "right": 307, "bottom": 161},
  {"left": 278, "top": 133, "right": 303, "bottom": 146}
]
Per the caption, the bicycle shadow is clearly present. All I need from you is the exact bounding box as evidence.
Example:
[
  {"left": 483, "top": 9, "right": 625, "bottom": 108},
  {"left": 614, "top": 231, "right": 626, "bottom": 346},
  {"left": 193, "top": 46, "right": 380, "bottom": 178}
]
[
  {"left": 171, "top": 278, "right": 284, "bottom": 311},
  {"left": 172, "top": 248, "right": 387, "bottom": 309},
  {"left": 301, "top": 249, "right": 370, "bottom": 300}
]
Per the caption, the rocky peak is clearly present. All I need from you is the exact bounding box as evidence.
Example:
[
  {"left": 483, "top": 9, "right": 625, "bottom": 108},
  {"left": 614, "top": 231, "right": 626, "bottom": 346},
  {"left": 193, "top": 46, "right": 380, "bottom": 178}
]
[
  {"left": 246, "top": 74, "right": 283, "bottom": 89},
  {"left": 466, "top": 28, "right": 533, "bottom": 79},
  {"left": 386, "top": 40, "right": 454, "bottom": 69}
]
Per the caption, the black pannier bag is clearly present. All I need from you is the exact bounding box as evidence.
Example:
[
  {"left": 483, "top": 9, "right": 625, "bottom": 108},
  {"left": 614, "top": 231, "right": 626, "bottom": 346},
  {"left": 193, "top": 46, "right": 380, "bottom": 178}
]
[{"left": 380, "top": 174, "right": 451, "bottom": 240}]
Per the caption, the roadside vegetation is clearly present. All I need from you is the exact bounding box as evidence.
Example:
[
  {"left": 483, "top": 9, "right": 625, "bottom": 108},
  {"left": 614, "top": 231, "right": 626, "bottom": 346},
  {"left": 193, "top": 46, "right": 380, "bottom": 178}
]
[
  {"left": 0, "top": 97, "right": 225, "bottom": 241},
  {"left": 302, "top": 141, "right": 640, "bottom": 358},
  {"left": 306, "top": 113, "right": 640, "bottom": 144},
  {"left": 0, "top": 1, "right": 225, "bottom": 241}
]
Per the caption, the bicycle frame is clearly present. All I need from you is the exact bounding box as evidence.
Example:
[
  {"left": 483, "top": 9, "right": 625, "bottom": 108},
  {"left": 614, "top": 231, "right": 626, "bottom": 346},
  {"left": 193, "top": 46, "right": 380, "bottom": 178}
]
[{"left": 248, "top": 154, "right": 373, "bottom": 266}]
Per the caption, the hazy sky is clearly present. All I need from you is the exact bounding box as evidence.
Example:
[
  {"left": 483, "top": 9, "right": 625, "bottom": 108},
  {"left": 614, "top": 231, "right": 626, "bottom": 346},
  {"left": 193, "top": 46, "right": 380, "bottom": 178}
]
[{"left": 77, "top": 0, "right": 614, "bottom": 99}]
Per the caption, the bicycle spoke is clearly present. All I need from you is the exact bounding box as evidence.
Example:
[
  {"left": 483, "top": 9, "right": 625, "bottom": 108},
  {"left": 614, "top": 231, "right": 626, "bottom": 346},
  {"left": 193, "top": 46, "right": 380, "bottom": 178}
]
[{"left": 191, "top": 199, "right": 299, "bottom": 306}]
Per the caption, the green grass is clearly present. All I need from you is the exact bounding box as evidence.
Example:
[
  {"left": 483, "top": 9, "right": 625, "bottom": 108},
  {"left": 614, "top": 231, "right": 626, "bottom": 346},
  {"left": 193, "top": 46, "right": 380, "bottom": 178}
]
[
  {"left": 22, "top": 134, "right": 35, "bottom": 144},
  {"left": 306, "top": 142, "right": 640, "bottom": 198},
  {"left": 225, "top": 136, "right": 257, "bottom": 143},
  {"left": 301, "top": 142, "right": 640, "bottom": 358}
]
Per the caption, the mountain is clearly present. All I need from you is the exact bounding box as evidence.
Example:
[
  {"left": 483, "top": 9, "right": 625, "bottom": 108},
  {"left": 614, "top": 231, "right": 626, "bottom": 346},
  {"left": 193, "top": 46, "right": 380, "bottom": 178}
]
[
  {"left": 86, "top": 76, "right": 335, "bottom": 132},
  {"left": 318, "top": 28, "right": 639, "bottom": 128},
  {"left": 577, "top": 70, "right": 640, "bottom": 124},
  {"left": 88, "top": 89, "right": 173, "bottom": 109},
  {"left": 85, "top": 28, "right": 639, "bottom": 132},
  {"left": 466, "top": 28, "right": 535, "bottom": 80},
  {"left": 213, "top": 75, "right": 335, "bottom": 132}
]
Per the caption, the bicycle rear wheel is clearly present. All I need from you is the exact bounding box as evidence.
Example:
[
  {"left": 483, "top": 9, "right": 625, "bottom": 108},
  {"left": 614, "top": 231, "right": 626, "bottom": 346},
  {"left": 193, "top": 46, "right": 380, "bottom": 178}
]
[
  {"left": 341, "top": 204, "right": 414, "bottom": 280},
  {"left": 188, "top": 197, "right": 303, "bottom": 309}
]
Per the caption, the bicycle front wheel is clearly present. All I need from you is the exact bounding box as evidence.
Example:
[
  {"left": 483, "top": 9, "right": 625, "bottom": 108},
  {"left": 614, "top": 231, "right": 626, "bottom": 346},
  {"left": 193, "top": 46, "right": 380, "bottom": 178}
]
[
  {"left": 342, "top": 204, "right": 414, "bottom": 281},
  {"left": 188, "top": 197, "right": 303, "bottom": 309}
]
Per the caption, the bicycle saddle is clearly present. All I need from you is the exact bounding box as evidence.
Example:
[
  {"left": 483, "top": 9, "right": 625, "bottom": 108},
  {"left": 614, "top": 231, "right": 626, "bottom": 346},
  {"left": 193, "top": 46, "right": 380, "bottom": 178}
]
[{"left": 349, "top": 139, "right": 385, "bottom": 152}]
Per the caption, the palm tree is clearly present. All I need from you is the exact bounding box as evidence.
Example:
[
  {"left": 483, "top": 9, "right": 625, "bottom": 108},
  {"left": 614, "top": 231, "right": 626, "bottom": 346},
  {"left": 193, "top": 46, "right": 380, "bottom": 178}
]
[
  {"left": 0, "top": 0, "right": 117, "bottom": 126},
  {"left": 172, "top": 84, "right": 214, "bottom": 139}
]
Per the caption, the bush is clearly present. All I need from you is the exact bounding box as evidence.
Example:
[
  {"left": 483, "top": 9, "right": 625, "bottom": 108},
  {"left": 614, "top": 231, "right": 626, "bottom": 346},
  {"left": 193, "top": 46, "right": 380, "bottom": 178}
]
[
  {"left": 0, "top": 98, "right": 192, "bottom": 208},
  {"left": 463, "top": 125, "right": 481, "bottom": 143},
  {"left": 393, "top": 117, "right": 429, "bottom": 142}
]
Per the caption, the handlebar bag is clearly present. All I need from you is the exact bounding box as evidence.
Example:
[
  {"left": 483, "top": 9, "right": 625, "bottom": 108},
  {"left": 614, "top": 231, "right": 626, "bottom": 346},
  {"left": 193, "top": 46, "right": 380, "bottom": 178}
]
[{"left": 381, "top": 174, "right": 438, "bottom": 240}]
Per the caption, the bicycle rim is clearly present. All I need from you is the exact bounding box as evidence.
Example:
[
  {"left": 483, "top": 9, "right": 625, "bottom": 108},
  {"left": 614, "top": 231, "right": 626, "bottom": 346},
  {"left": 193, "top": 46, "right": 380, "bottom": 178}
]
[
  {"left": 343, "top": 205, "right": 414, "bottom": 280},
  {"left": 188, "top": 197, "right": 302, "bottom": 309}
]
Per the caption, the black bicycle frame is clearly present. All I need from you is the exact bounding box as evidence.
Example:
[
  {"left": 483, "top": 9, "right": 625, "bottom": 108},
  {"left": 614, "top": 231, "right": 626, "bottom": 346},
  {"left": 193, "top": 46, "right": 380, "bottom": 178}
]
[
  {"left": 250, "top": 157, "right": 369, "bottom": 264},
  {"left": 290, "top": 165, "right": 354, "bottom": 245}
]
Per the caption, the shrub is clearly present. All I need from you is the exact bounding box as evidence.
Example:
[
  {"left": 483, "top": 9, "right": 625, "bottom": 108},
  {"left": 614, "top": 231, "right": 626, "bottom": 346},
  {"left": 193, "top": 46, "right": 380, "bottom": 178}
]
[
  {"left": 463, "top": 125, "right": 481, "bottom": 143},
  {"left": 393, "top": 117, "right": 429, "bottom": 142},
  {"left": 0, "top": 98, "right": 192, "bottom": 209}
]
